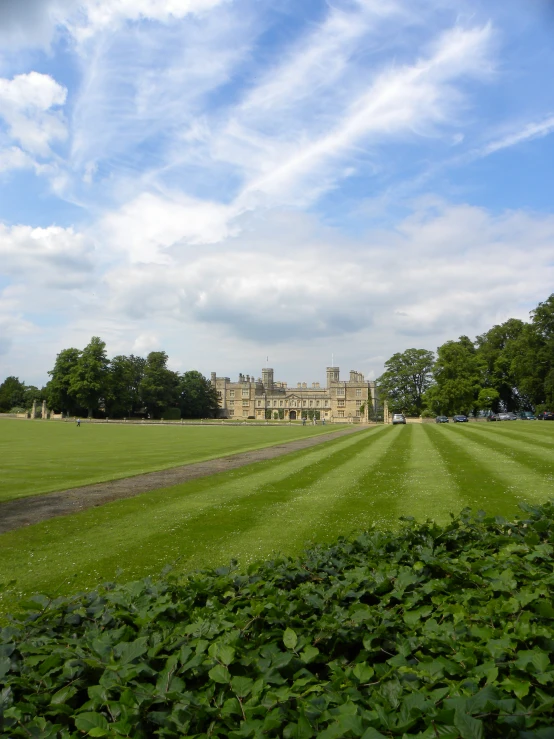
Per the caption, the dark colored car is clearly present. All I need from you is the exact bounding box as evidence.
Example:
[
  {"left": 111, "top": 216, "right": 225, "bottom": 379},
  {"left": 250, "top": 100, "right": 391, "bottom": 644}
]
[
  {"left": 537, "top": 411, "right": 554, "bottom": 420},
  {"left": 453, "top": 415, "right": 468, "bottom": 423},
  {"left": 435, "top": 416, "right": 449, "bottom": 423},
  {"left": 487, "top": 414, "right": 498, "bottom": 422},
  {"left": 517, "top": 411, "right": 536, "bottom": 420}
]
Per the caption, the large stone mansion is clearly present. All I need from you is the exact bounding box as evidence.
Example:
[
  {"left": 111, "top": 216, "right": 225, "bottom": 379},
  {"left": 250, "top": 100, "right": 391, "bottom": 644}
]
[{"left": 211, "top": 367, "right": 377, "bottom": 422}]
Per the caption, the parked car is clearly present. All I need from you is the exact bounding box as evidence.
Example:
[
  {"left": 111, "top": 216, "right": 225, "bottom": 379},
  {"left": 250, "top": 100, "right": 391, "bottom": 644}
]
[
  {"left": 487, "top": 414, "right": 498, "bottom": 422},
  {"left": 537, "top": 411, "right": 554, "bottom": 420},
  {"left": 453, "top": 415, "right": 468, "bottom": 423},
  {"left": 435, "top": 416, "right": 449, "bottom": 423},
  {"left": 496, "top": 412, "right": 518, "bottom": 421},
  {"left": 392, "top": 414, "right": 406, "bottom": 425},
  {"left": 517, "top": 411, "right": 536, "bottom": 420}
]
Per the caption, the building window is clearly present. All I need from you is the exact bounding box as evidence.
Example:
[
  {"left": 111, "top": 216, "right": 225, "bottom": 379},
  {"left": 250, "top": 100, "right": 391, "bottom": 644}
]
[
  {"left": 338, "top": 410, "right": 344, "bottom": 418},
  {"left": 356, "top": 410, "right": 360, "bottom": 417},
  {"left": 280, "top": 400, "right": 283, "bottom": 407},
  {"left": 303, "top": 400, "right": 307, "bottom": 407},
  {"left": 336, "top": 388, "right": 345, "bottom": 397},
  {"left": 257, "top": 400, "right": 262, "bottom": 406},
  {"left": 229, "top": 410, "right": 234, "bottom": 417},
  {"left": 243, "top": 400, "right": 249, "bottom": 407},
  {"left": 230, "top": 390, "right": 235, "bottom": 398},
  {"left": 229, "top": 400, "right": 234, "bottom": 407},
  {"left": 356, "top": 389, "right": 362, "bottom": 397},
  {"left": 242, "top": 389, "right": 249, "bottom": 397},
  {"left": 338, "top": 400, "right": 345, "bottom": 407},
  {"left": 316, "top": 400, "right": 320, "bottom": 407},
  {"left": 243, "top": 410, "right": 248, "bottom": 417},
  {"left": 309, "top": 400, "right": 313, "bottom": 407},
  {"left": 274, "top": 400, "right": 277, "bottom": 407},
  {"left": 356, "top": 400, "right": 361, "bottom": 407}
]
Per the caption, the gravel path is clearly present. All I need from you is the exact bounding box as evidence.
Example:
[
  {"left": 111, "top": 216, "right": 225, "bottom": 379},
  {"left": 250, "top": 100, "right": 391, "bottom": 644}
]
[{"left": 0, "top": 426, "right": 365, "bottom": 534}]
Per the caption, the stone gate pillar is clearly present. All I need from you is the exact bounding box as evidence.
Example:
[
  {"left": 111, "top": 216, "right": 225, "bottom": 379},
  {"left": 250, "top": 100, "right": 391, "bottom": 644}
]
[
  {"left": 32, "top": 400, "right": 37, "bottom": 419},
  {"left": 42, "top": 400, "right": 47, "bottom": 419}
]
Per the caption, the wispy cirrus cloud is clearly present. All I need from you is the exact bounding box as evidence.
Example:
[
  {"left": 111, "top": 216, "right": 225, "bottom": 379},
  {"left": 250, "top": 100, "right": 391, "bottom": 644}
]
[{"left": 481, "top": 114, "right": 554, "bottom": 156}]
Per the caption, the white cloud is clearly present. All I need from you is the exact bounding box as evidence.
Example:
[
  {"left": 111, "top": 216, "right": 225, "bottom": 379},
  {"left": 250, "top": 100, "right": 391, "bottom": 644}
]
[
  {"left": 97, "top": 202, "right": 554, "bottom": 352},
  {"left": 482, "top": 114, "right": 554, "bottom": 155},
  {"left": 0, "top": 223, "right": 93, "bottom": 287},
  {"left": 101, "top": 192, "right": 236, "bottom": 263},
  {"left": 70, "top": 0, "right": 231, "bottom": 41},
  {"left": 0, "top": 147, "right": 35, "bottom": 173},
  {"left": 0, "top": 72, "right": 67, "bottom": 156}
]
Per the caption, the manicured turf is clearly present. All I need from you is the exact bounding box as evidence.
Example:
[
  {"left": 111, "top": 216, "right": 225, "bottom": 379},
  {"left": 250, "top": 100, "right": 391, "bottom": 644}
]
[
  {"left": 0, "top": 419, "right": 345, "bottom": 502},
  {"left": 1, "top": 422, "right": 553, "bottom": 616}
]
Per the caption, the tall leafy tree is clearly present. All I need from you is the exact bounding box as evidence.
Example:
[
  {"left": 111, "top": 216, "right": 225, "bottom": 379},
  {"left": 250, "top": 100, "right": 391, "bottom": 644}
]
[
  {"left": 377, "top": 348, "right": 435, "bottom": 415},
  {"left": 0, "top": 376, "right": 26, "bottom": 411},
  {"left": 68, "top": 337, "right": 110, "bottom": 417},
  {"left": 476, "top": 318, "right": 525, "bottom": 411},
  {"left": 178, "top": 371, "right": 220, "bottom": 418},
  {"left": 424, "top": 336, "right": 485, "bottom": 415},
  {"left": 45, "top": 348, "right": 82, "bottom": 414},
  {"left": 139, "top": 351, "right": 179, "bottom": 419},
  {"left": 105, "top": 354, "right": 146, "bottom": 418}
]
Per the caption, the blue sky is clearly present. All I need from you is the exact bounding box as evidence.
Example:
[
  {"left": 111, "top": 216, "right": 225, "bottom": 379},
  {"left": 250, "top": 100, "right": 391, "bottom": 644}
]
[{"left": 1, "top": 0, "right": 554, "bottom": 387}]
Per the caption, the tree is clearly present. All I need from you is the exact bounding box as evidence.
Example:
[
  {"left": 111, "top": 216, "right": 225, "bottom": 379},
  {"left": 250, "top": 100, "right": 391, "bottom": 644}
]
[
  {"left": 476, "top": 318, "right": 525, "bottom": 411},
  {"left": 105, "top": 354, "right": 146, "bottom": 418},
  {"left": 45, "top": 348, "right": 82, "bottom": 414},
  {"left": 139, "top": 351, "right": 179, "bottom": 419},
  {"left": 0, "top": 376, "right": 26, "bottom": 412},
  {"left": 424, "top": 336, "right": 485, "bottom": 416},
  {"left": 178, "top": 371, "right": 219, "bottom": 419},
  {"left": 377, "top": 348, "right": 435, "bottom": 415},
  {"left": 68, "top": 337, "right": 110, "bottom": 417}
]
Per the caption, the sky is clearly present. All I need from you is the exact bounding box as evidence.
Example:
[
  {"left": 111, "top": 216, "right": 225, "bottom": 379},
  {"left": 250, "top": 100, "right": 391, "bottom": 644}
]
[{"left": 1, "top": 0, "right": 554, "bottom": 388}]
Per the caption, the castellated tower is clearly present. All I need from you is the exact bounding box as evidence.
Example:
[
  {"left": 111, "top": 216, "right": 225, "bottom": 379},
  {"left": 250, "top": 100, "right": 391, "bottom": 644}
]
[
  {"left": 326, "top": 367, "right": 340, "bottom": 387},
  {"left": 262, "top": 367, "right": 274, "bottom": 390}
]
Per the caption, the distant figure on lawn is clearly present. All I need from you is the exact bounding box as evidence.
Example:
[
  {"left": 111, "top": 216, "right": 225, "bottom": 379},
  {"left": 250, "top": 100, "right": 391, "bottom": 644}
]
[
  {"left": 302, "top": 418, "right": 306, "bottom": 426},
  {"left": 76, "top": 418, "right": 81, "bottom": 427}
]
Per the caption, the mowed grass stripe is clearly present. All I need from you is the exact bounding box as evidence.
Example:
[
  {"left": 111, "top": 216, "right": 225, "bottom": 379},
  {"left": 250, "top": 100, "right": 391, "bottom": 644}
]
[
  {"left": 299, "top": 422, "right": 460, "bottom": 544},
  {"left": 0, "top": 428, "right": 388, "bottom": 608},
  {"left": 429, "top": 425, "right": 551, "bottom": 512},
  {"left": 464, "top": 422, "right": 554, "bottom": 454},
  {"left": 213, "top": 426, "right": 399, "bottom": 566},
  {"left": 454, "top": 424, "right": 554, "bottom": 482}
]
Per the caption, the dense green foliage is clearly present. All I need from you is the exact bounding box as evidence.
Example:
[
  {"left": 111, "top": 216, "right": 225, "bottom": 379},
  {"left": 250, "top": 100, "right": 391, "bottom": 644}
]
[
  {"left": 378, "top": 293, "right": 554, "bottom": 415},
  {"left": 43, "top": 338, "right": 218, "bottom": 419},
  {"left": 0, "top": 377, "right": 43, "bottom": 413},
  {"left": 2, "top": 504, "right": 554, "bottom": 738}
]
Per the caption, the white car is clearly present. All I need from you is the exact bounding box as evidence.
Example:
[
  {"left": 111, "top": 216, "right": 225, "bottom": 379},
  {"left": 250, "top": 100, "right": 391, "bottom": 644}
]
[{"left": 392, "top": 414, "right": 406, "bottom": 425}]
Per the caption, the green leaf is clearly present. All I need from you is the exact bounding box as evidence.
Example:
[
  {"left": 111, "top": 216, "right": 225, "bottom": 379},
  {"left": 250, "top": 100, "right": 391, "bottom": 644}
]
[
  {"left": 300, "top": 646, "right": 319, "bottom": 664},
  {"left": 209, "top": 664, "right": 231, "bottom": 684},
  {"left": 74, "top": 712, "right": 109, "bottom": 735},
  {"left": 283, "top": 627, "right": 298, "bottom": 650},
  {"left": 361, "top": 729, "right": 387, "bottom": 739},
  {"left": 231, "top": 676, "right": 254, "bottom": 697},
  {"left": 352, "top": 662, "right": 374, "bottom": 683},
  {"left": 454, "top": 710, "right": 484, "bottom": 739},
  {"left": 113, "top": 637, "right": 148, "bottom": 665},
  {"left": 51, "top": 685, "right": 78, "bottom": 705}
]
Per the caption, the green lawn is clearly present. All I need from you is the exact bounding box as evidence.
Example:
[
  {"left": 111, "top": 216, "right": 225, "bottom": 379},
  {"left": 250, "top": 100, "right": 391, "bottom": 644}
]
[
  {"left": 1, "top": 422, "right": 553, "bottom": 616},
  {"left": 0, "top": 419, "right": 345, "bottom": 502}
]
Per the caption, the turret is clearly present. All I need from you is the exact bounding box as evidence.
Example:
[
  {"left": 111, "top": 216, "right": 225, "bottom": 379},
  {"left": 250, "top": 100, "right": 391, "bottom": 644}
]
[{"left": 326, "top": 367, "right": 340, "bottom": 387}]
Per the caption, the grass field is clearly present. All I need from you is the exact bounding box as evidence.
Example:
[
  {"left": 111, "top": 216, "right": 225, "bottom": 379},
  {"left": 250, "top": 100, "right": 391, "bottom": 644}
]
[
  {"left": 0, "top": 419, "right": 344, "bottom": 502},
  {"left": 1, "top": 421, "right": 553, "bottom": 616}
]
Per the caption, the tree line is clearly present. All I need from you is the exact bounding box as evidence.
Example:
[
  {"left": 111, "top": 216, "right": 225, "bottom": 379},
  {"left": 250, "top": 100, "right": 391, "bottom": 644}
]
[
  {"left": 377, "top": 293, "right": 554, "bottom": 416},
  {"left": 0, "top": 337, "right": 219, "bottom": 419}
]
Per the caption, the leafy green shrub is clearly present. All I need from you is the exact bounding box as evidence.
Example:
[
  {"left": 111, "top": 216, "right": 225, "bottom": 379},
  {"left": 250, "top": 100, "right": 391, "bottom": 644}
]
[
  {"left": 162, "top": 408, "right": 181, "bottom": 421},
  {"left": 2, "top": 503, "right": 554, "bottom": 737}
]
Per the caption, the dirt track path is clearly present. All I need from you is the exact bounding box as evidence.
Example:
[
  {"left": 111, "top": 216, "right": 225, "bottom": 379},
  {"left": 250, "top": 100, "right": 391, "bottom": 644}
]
[{"left": 0, "top": 426, "right": 366, "bottom": 534}]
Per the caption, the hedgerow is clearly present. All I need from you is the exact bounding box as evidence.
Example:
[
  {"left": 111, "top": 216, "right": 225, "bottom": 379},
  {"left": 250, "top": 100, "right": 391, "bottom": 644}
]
[{"left": 2, "top": 504, "right": 554, "bottom": 738}]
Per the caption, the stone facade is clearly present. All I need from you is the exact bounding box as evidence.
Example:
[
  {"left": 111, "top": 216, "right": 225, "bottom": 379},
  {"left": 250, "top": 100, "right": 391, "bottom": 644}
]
[{"left": 211, "top": 367, "right": 376, "bottom": 422}]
